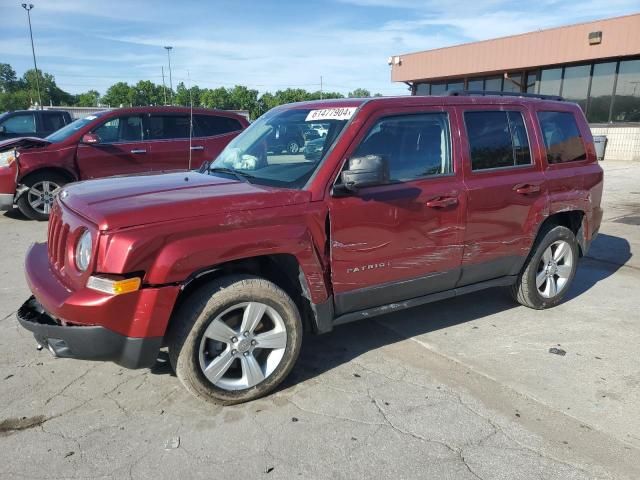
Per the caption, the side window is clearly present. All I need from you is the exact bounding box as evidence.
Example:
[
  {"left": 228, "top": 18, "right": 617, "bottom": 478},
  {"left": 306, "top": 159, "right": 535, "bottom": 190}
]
[
  {"left": 351, "top": 113, "right": 452, "bottom": 181},
  {"left": 537, "top": 111, "right": 586, "bottom": 164},
  {"left": 464, "top": 111, "right": 532, "bottom": 170},
  {"left": 146, "top": 115, "right": 191, "bottom": 140},
  {"left": 1, "top": 113, "right": 36, "bottom": 134},
  {"left": 194, "top": 115, "right": 243, "bottom": 137},
  {"left": 42, "top": 113, "right": 66, "bottom": 132},
  {"left": 93, "top": 116, "right": 143, "bottom": 143}
]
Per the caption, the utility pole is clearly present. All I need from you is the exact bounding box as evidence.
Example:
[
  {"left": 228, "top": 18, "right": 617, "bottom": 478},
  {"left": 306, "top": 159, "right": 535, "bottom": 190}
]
[
  {"left": 164, "top": 46, "right": 173, "bottom": 103},
  {"left": 22, "top": 3, "right": 42, "bottom": 109},
  {"left": 320, "top": 75, "right": 323, "bottom": 100},
  {"left": 161, "top": 66, "right": 167, "bottom": 105}
]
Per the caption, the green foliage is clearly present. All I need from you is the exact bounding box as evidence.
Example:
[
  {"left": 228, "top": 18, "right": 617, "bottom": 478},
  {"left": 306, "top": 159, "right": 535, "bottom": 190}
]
[{"left": 0, "top": 63, "right": 380, "bottom": 119}]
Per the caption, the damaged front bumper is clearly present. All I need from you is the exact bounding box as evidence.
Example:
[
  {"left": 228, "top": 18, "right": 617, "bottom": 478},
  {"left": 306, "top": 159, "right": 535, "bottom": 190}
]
[{"left": 17, "top": 296, "right": 162, "bottom": 369}]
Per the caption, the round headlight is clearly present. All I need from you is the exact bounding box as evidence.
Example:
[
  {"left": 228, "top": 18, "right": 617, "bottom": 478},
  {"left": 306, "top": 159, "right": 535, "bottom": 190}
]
[{"left": 75, "top": 230, "right": 92, "bottom": 272}]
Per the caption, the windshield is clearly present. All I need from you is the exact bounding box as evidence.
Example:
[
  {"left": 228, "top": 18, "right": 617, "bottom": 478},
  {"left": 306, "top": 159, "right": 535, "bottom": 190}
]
[
  {"left": 45, "top": 113, "right": 103, "bottom": 143},
  {"left": 207, "top": 106, "right": 356, "bottom": 189}
]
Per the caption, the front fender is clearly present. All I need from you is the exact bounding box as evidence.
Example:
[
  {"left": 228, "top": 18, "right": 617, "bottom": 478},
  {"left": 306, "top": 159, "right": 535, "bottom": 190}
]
[{"left": 98, "top": 204, "right": 331, "bottom": 304}]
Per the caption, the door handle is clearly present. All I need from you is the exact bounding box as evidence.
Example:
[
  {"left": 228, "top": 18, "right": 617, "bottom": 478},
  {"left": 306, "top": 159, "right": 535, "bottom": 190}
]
[
  {"left": 426, "top": 196, "right": 458, "bottom": 208},
  {"left": 190, "top": 145, "right": 204, "bottom": 151},
  {"left": 130, "top": 149, "right": 147, "bottom": 154},
  {"left": 513, "top": 183, "right": 541, "bottom": 195}
]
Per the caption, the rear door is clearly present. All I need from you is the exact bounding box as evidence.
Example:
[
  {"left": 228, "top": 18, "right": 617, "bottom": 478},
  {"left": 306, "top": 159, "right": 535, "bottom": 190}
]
[
  {"left": 194, "top": 114, "right": 245, "bottom": 165},
  {"left": 75, "top": 114, "right": 149, "bottom": 179},
  {"left": 145, "top": 114, "right": 196, "bottom": 171},
  {"left": 328, "top": 105, "right": 466, "bottom": 315},
  {"left": 39, "top": 112, "right": 69, "bottom": 137},
  {"left": 457, "top": 105, "right": 547, "bottom": 286}
]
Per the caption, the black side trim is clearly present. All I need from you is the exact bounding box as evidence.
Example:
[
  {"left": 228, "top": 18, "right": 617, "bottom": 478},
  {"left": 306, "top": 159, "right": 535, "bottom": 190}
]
[
  {"left": 311, "top": 297, "right": 334, "bottom": 334},
  {"left": 457, "top": 255, "right": 526, "bottom": 287},
  {"left": 333, "top": 276, "right": 516, "bottom": 327},
  {"left": 17, "top": 297, "right": 161, "bottom": 369},
  {"left": 334, "top": 269, "right": 460, "bottom": 315}
]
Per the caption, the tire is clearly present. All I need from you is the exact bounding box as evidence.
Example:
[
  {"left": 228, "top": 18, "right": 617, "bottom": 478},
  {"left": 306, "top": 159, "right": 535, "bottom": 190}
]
[
  {"left": 511, "top": 225, "right": 579, "bottom": 309},
  {"left": 16, "top": 171, "right": 68, "bottom": 221},
  {"left": 286, "top": 140, "right": 301, "bottom": 155},
  {"left": 167, "top": 275, "right": 303, "bottom": 405}
]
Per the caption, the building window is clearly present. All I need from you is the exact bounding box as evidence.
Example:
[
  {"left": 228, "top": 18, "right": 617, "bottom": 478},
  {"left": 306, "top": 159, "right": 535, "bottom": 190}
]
[
  {"left": 446, "top": 81, "right": 464, "bottom": 92},
  {"left": 525, "top": 71, "right": 539, "bottom": 93},
  {"left": 430, "top": 83, "right": 446, "bottom": 95},
  {"left": 539, "top": 68, "right": 562, "bottom": 96},
  {"left": 612, "top": 59, "right": 640, "bottom": 122},
  {"left": 467, "top": 78, "right": 484, "bottom": 91},
  {"left": 465, "top": 110, "right": 532, "bottom": 170},
  {"left": 503, "top": 73, "right": 522, "bottom": 93},
  {"left": 587, "top": 62, "right": 616, "bottom": 123},
  {"left": 537, "top": 111, "right": 586, "bottom": 164},
  {"left": 484, "top": 76, "right": 502, "bottom": 92},
  {"left": 561, "top": 65, "right": 591, "bottom": 112},
  {"left": 415, "top": 83, "right": 430, "bottom": 95}
]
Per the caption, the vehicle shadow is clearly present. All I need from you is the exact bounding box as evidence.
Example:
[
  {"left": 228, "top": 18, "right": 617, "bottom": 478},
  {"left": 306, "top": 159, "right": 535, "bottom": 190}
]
[
  {"left": 2, "top": 208, "right": 29, "bottom": 221},
  {"left": 149, "top": 233, "right": 632, "bottom": 391}
]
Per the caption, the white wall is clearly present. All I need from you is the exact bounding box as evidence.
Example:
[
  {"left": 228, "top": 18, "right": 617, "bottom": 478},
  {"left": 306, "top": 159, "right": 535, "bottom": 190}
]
[{"left": 590, "top": 125, "right": 640, "bottom": 162}]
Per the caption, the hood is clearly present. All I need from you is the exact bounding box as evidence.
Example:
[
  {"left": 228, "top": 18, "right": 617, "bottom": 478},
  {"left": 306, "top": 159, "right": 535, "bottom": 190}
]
[
  {"left": 0, "top": 136, "right": 51, "bottom": 152},
  {"left": 61, "top": 171, "right": 311, "bottom": 231}
]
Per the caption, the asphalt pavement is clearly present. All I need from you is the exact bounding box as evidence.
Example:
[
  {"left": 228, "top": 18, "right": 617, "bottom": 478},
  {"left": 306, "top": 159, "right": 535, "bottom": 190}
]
[{"left": 0, "top": 161, "right": 638, "bottom": 479}]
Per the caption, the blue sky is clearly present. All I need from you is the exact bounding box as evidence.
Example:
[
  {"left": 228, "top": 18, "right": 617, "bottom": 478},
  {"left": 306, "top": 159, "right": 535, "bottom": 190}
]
[{"left": 0, "top": 0, "right": 638, "bottom": 97}]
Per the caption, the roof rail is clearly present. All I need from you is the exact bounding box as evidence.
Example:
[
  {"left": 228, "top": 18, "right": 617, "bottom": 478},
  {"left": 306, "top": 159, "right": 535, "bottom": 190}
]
[{"left": 446, "top": 90, "right": 564, "bottom": 101}]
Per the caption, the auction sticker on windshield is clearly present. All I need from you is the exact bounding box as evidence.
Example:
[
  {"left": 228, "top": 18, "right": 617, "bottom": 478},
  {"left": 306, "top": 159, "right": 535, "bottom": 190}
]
[{"left": 305, "top": 107, "right": 357, "bottom": 122}]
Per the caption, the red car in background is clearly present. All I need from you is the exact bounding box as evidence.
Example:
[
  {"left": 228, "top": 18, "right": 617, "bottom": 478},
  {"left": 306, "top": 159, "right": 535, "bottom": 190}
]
[{"left": 0, "top": 106, "right": 248, "bottom": 220}]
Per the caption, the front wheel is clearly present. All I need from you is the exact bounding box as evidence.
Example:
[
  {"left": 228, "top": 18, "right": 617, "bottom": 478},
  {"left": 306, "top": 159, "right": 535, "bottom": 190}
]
[
  {"left": 167, "top": 275, "right": 303, "bottom": 405},
  {"left": 511, "top": 225, "right": 579, "bottom": 309},
  {"left": 16, "top": 172, "right": 68, "bottom": 221}
]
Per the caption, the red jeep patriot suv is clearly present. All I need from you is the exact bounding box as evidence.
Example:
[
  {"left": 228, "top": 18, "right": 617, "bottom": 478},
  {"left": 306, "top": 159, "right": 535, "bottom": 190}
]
[
  {"left": 0, "top": 106, "right": 248, "bottom": 220},
  {"left": 17, "top": 93, "right": 603, "bottom": 405}
]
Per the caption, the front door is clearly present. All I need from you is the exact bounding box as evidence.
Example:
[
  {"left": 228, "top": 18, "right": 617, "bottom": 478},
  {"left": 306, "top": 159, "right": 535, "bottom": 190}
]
[
  {"left": 76, "top": 115, "right": 149, "bottom": 179},
  {"left": 328, "top": 107, "right": 466, "bottom": 315}
]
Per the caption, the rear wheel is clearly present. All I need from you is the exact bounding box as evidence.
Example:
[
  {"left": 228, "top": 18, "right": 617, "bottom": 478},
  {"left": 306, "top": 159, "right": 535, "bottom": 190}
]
[
  {"left": 17, "top": 172, "right": 68, "bottom": 221},
  {"left": 167, "top": 275, "right": 303, "bottom": 405},
  {"left": 286, "top": 140, "right": 301, "bottom": 155},
  {"left": 512, "top": 225, "right": 578, "bottom": 309}
]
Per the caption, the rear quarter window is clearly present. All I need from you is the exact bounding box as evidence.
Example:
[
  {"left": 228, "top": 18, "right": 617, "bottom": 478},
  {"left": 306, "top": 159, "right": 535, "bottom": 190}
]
[{"left": 537, "top": 111, "right": 586, "bottom": 164}]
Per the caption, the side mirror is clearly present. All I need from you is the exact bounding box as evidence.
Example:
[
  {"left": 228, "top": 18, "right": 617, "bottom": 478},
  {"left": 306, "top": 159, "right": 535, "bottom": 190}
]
[
  {"left": 81, "top": 133, "right": 101, "bottom": 145},
  {"left": 336, "top": 155, "right": 389, "bottom": 194}
]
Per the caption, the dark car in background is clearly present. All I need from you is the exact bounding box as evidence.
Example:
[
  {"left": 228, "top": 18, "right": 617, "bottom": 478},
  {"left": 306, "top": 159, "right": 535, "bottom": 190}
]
[
  {"left": 0, "top": 106, "right": 248, "bottom": 220},
  {"left": 0, "top": 110, "right": 72, "bottom": 140},
  {"left": 304, "top": 136, "right": 325, "bottom": 161}
]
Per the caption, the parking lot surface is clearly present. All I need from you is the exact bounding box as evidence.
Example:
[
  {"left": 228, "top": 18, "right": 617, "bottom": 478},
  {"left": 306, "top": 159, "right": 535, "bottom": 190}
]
[{"left": 0, "top": 161, "right": 638, "bottom": 479}]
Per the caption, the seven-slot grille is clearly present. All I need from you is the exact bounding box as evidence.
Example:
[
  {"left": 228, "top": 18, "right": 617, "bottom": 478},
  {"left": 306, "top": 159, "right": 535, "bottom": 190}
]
[{"left": 47, "top": 205, "right": 70, "bottom": 269}]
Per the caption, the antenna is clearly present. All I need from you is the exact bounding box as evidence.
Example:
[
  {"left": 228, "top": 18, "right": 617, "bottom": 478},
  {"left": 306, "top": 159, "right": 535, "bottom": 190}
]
[
  {"left": 161, "top": 66, "right": 167, "bottom": 105},
  {"left": 188, "top": 70, "right": 193, "bottom": 171}
]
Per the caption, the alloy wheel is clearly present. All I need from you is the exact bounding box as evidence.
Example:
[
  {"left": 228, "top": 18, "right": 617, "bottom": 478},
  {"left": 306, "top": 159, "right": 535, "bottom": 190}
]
[
  {"left": 198, "top": 301, "right": 287, "bottom": 391},
  {"left": 536, "top": 240, "right": 573, "bottom": 298},
  {"left": 27, "top": 180, "right": 61, "bottom": 215}
]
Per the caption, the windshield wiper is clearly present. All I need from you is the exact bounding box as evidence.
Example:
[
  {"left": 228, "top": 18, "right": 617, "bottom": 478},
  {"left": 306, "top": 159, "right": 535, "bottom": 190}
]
[{"left": 208, "top": 166, "right": 254, "bottom": 183}]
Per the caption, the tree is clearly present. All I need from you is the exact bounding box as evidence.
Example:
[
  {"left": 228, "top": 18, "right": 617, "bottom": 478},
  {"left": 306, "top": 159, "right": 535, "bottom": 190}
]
[
  {"left": 102, "top": 82, "right": 133, "bottom": 107},
  {"left": 131, "top": 80, "right": 163, "bottom": 106},
  {"left": 0, "top": 64, "right": 19, "bottom": 93},
  {"left": 76, "top": 90, "right": 100, "bottom": 107},
  {"left": 348, "top": 88, "right": 371, "bottom": 98},
  {"left": 201, "top": 87, "right": 232, "bottom": 110}
]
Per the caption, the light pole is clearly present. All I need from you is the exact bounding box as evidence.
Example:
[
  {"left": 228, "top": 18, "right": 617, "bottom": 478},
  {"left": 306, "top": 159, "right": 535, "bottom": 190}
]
[
  {"left": 22, "top": 3, "right": 43, "bottom": 109},
  {"left": 164, "top": 46, "right": 173, "bottom": 103}
]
